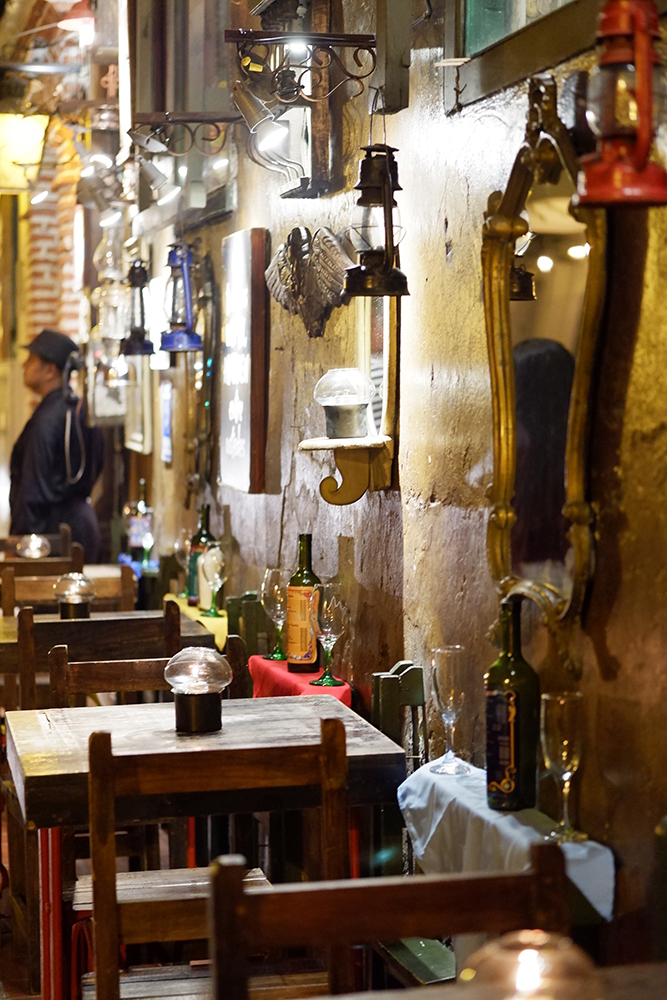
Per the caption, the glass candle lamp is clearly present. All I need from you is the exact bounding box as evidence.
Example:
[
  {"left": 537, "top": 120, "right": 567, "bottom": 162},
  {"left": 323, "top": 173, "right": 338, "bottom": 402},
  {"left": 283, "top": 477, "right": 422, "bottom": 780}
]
[
  {"left": 314, "top": 368, "right": 376, "bottom": 438},
  {"left": 53, "top": 573, "right": 97, "bottom": 619},
  {"left": 16, "top": 534, "right": 51, "bottom": 558},
  {"left": 459, "top": 930, "right": 604, "bottom": 999},
  {"left": 164, "top": 646, "right": 232, "bottom": 734},
  {"left": 122, "top": 260, "right": 154, "bottom": 355}
]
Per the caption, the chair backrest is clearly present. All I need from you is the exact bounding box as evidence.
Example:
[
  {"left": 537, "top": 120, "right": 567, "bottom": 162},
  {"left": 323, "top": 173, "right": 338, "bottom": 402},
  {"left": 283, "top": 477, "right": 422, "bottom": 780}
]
[
  {"left": 89, "top": 717, "right": 349, "bottom": 1000},
  {"left": 1, "top": 543, "right": 84, "bottom": 583},
  {"left": 372, "top": 660, "right": 428, "bottom": 766},
  {"left": 0, "top": 522, "right": 72, "bottom": 557},
  {"left": 49, "top": 647, "right": 171, "bottom": 707},
  {"left": 17, "top": 600, "right": 181, "bottom": 710},
  {"left": 225, "top": 592, "right": 272, "bottom": 656},
  {"left": 210, "top": 843, "right": 568, "bottom": 1000},
  {"left": 49, "top": 632, "right": 249, "bottom": 707},
  {"left": 2, "top": 563, "right": 135, "bottom": 617}
]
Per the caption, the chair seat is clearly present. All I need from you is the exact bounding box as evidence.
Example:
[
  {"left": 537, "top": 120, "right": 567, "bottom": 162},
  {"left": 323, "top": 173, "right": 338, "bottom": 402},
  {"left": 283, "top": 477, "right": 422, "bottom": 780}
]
[
  {"left": 373, "top": 937, "right": 456, "bottom": 986},
  {"left": 73, "top": 866, "right": 269, "bottom": 911}
]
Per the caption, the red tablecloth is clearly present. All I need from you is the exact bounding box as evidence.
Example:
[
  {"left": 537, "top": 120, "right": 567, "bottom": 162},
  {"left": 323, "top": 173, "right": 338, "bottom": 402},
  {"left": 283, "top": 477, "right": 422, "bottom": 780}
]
[{"left": 248, "top": 655, "right": 352, "bottom": 707}]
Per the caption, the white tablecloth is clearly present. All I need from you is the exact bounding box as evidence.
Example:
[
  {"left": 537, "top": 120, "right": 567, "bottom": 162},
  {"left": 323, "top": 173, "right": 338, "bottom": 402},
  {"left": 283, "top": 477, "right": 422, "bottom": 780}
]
[{"left": 397, "top": 757, "right": 615, "bottom": 922}]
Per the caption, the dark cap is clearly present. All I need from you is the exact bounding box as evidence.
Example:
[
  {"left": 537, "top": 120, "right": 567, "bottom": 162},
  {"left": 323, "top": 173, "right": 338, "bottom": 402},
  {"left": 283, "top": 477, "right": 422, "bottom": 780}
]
[{"left": 25, "top": 329, "right": 79, "bottom": 370}]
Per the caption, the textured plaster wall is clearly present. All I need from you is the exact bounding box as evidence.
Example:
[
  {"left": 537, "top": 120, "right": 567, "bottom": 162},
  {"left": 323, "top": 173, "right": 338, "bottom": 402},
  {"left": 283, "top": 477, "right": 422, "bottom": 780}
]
[{"left": 148, "top": 13, "right": 667, "bottom": 945}]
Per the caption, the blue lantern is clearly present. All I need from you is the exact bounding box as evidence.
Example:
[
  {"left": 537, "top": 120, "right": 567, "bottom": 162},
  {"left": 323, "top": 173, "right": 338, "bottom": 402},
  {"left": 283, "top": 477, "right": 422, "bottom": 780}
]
[{"left": 160, "top": 243, "right": 203, "bottom": 352}]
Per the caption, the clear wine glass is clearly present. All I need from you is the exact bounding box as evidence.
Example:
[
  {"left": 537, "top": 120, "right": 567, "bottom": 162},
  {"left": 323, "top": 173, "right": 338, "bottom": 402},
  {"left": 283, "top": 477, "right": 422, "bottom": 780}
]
[
  {"left": 173, "top": 529, "right": 191, "bottom": 598},
  {"left": 141, "top": 530, "right": 154, "bottom": 568},
  {"left": 541, "top": 692, "right": 587, "bottom": 843},
  {"left": 261, "top": 568, "right": 289, "bottom": 660},
  {"left": 200, "top": 542, "right": 226, "bottom": 618},
  {"left": 429, "top": 646, "right": 470, "bottom": 776},
  {"left": 309, "top": 583, "right": 346, "bottom": 687}
]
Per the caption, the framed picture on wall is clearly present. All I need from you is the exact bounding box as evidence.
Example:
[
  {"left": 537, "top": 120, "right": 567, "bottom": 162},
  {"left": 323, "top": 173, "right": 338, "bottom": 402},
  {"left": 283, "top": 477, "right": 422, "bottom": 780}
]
[
  {"left": 218, "top": 228, "right": 269, "bottom": 493},
  {"left": 124, "top": 355, "right": 153, "bottom": 454}
]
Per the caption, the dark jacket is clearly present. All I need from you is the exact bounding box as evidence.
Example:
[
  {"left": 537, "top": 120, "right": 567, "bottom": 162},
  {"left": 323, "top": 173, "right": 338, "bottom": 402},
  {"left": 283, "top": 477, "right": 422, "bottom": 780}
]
[{"left": 10, "top": 389, "right": 104, "bottom": 561}]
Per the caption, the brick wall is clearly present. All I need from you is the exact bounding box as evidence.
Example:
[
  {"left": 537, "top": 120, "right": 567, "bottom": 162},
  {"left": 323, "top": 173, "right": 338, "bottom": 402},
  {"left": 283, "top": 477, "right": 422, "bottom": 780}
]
[{"left": 25, "top": 120, "right": 82, "bottom": 344}]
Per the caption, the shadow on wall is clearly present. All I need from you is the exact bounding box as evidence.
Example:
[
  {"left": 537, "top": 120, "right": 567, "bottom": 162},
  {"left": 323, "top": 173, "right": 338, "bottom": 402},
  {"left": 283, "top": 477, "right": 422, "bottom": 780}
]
[
  {"left": 585, "top": 208, "right": 649, "bottom": 681},
  {"left": 329, "top": 534, "right": 404, "bottom": 718}
]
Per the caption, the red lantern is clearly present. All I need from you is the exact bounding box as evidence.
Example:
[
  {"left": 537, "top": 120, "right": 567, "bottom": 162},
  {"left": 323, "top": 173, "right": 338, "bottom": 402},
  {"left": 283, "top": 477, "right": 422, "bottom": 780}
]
[{"left": 576, "top": 0, "right": 667, "bottom": 206}]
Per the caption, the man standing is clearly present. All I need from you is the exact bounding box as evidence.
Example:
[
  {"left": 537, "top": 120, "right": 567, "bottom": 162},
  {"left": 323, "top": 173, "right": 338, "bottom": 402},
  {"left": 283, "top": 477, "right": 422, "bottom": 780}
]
[{"left": 10, "top": 329, "right": 104, "bottom": 562}]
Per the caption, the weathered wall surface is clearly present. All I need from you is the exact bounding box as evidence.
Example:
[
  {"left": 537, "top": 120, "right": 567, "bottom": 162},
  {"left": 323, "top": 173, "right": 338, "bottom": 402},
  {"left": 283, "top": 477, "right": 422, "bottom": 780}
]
[{"left": 149, "top": 12, "right": 667, "bottom": 951}]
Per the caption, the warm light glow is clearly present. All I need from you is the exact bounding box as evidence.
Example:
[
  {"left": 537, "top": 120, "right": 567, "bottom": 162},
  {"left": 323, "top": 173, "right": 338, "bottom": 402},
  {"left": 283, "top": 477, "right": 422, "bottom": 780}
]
[
  {"left": 567, "top": 243, "right": 590, "bottom": 259},
  {"left": 58, "top": 0, "right": 95, "bottom": 47},
  {"left": 287, "top": 40, "right": 309, "bottom": 56},
  {"left": 537, "top": 255, "right": 554, "bottom": 273},
  {"left": 0, "top": 114, "right": 49, "bottom": 192},
  {"left": 255, "top": 118, "right": 288, "bottom": 152},
  {"left": 157, "top": 184, "right": 181, "bottom": 206},
  {"left": 30, "top": 189, "right": 49, "bottom": 204},
  {"left": 213, "top": 157, "right": 229, "bottom": 171},
  {"left": 515, "top": 949, "right": 542, "bottom": 993}
]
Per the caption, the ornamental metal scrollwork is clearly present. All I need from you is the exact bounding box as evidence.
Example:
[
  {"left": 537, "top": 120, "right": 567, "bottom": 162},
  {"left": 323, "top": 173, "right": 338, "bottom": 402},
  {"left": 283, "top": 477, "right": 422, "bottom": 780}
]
[{"left": 482, "top": 75, "right": 607, "bottom": 676}]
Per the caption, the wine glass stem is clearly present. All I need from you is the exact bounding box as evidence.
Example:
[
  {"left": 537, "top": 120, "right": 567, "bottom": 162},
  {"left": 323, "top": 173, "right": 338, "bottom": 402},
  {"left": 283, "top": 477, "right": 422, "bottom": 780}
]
[
  {"left": 322, "top": 647, "right": 333, "bottom": 675},
  {"left": 208, "top": 586, "right": 219, "bottom": 614},
  {"left": 561, "top": 777, "right": 572, "bottom": 830},
  {"left": 445, "top": 721, "right": 455, "bottom": 759},
  {"left": 275, "top": 623, "right": 285, "bottom": 657}
]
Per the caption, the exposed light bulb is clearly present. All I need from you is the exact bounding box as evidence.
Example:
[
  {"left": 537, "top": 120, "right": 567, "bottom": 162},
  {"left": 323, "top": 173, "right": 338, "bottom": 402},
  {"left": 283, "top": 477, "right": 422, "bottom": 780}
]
[
  {"left": 212, "top": 157, "right": 229, "bottom": 171},
  {"left": 99, "top": 207, "right": 122, "bottom": 228},
  {"left": 30, "top": 189, "right": 49, "bottom": 204},
  {"left": 80, "top": 164, "right": 95, "bottom": 177},
  {"left": 537, "top": 255, "right": 554, "bottom": 273},
  {"left": 90, "top": 153, "right": 113, "bottom": 169},
  {"left": 567, "top": 243, "right": 590, "bottom": 260},
  {"left": 178, "top": 164, "right": 188, "bottom": 179},
  {"left": 157, "top": 184, "right": 181, "bottom": 206},
  {"left": 255, "top": 118, "right": 288, "bottom": 152}
]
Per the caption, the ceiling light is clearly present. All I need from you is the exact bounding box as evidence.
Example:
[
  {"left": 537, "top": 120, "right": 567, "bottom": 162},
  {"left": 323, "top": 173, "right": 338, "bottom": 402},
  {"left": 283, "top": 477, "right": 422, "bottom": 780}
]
[
  {"left": 537, "top": 255, "right": 554, "bottom": 273},
  {"left": 99, "top": 207, "right": 122, "bottom": 228},
  {"left": 80, "top": 164, "right": 94, "bottom": 177},
  {"left": 30, "top": 189, "right": 49, "bottom": 204},
  {"left": 567, "top": 244, "right": 590, "bottom": 260},
  {"left": 128, "top": 128, "right": 168, "bottom": 154},
  {"left": 232, "top": 79, "right": 273, "bottom": 132},
  {"left": 255, "top": 118, "right": 288, "bottom": 152},
  {"left": 157, "top": 184, "right": 181, "bottom": 206},
  {"left": 90, "top": 153, "right": 113, "bottom": 169},
  {"left": 212, "top": 157, "right": 229, "bottom": 171}
]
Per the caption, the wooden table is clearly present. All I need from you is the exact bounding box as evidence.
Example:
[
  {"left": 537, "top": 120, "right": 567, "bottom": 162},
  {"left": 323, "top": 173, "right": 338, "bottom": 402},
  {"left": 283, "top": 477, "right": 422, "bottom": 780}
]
[
  {"left": 348, "top": 962, "right": 667, "bottom": 998},
  {"left": 6, "top": 697, "right": 405, "bottom": 1000}
]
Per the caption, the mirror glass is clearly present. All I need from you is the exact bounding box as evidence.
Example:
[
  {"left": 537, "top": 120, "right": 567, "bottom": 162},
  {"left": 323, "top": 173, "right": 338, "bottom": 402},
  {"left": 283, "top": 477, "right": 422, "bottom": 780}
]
[{"left": 509, "top": 171, "right": 588, "bottom": 599}]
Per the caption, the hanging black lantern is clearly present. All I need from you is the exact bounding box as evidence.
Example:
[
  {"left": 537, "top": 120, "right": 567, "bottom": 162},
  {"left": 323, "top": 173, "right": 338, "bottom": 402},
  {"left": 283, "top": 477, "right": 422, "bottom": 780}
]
[
  {"left": 121, "top": 260, "right": 154, "bottom": 355},
  {"left": 344, "top": 144, "right": 409, "bottom": 298}
]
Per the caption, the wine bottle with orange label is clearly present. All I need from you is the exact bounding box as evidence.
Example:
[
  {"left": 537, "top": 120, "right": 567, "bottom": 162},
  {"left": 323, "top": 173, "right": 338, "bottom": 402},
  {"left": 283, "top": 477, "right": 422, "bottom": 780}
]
[{"left": 286, "top": 533, "right": 320, "bottom": 672}]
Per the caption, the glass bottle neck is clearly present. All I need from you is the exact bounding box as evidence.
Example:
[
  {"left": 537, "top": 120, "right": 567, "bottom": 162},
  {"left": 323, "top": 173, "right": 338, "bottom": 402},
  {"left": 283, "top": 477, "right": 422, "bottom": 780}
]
[
  {"left": 138, "top": 478, "right": 146, "bottom": 502},
  {"left": 510, "top": 600, "right": 522, "bottom": 659},
  {"left": 499, "top": 604, "right": 511, "bottom": 654},
  {"left": 200, "top": 505, "right": 210, "bottom": 532},
  {"left": 298, "top": 533, "right": 312, "bottom": 571}
]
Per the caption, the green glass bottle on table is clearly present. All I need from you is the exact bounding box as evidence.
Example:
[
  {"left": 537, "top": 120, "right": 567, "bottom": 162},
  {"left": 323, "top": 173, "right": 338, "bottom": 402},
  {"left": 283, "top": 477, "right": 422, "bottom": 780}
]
[
  {"left": 286, "top": 533, "right": 320, "bottom": 673},
  {"left": 187, "top": 504, "right": 214, "bottom": 608},
  {"left": 485, "top": 595, "right": 540, "bottom": 811}
]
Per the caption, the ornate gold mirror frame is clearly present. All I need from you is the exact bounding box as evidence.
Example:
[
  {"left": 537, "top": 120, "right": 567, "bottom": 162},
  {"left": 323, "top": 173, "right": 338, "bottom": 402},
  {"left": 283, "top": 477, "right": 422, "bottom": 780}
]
[{"left": 482, "top": 75, "right": 607, "bottom": 673}]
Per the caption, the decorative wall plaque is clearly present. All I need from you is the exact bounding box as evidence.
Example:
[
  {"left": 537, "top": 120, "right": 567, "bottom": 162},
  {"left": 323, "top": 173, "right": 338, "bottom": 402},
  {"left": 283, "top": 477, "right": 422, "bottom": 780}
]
[{"left": 218, "top": 228, "right": 269, "bottom": 493}]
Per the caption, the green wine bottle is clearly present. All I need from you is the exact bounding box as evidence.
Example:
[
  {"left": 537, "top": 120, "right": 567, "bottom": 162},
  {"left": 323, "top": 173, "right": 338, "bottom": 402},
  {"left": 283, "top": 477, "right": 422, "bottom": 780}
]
[
  {"left": 124, "top": 478, "right": 153, "bottom": 562},
  {"left": 485, "top": 596, "right": 540, "bottom": 811},
  {"left": 187, "top": 504, "right": 214, "bottom": 607},
  {"left": 286, "top": 533, "right": 321, "bottom": 673}
]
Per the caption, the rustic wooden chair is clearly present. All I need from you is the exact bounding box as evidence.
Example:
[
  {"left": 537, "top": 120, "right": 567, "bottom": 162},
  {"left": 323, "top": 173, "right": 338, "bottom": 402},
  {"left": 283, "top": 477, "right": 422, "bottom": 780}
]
[
  {"left": 86, "top": 716, "right": 349, "bottom": 1000},
  {"left": 0, "top": 522, "right": 73, "bottom": 557},
  {"left": 210, "top": 842, "right": 568, "bottom": 1000},
  {"left": 2, "top": 563, "right": 136, "bottom": 617},
  {"left": 6, "top": 601, "right": 182, "bottom": 993},
  {"left": 0, "top": 541, "right": 85, "bottom": 579}
]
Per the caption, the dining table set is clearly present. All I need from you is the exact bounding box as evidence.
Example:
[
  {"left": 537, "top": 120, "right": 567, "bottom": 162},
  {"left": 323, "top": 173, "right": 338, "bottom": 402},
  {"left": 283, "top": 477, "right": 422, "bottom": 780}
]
[{"left": 0, "top": 546, "right": 663, "bottom": 1000}]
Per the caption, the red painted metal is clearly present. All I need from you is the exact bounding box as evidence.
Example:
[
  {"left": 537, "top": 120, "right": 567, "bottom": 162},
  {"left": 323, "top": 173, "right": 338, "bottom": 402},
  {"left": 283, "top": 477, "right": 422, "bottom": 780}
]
[{"left": 577, "top": 0, "right": 667, "bottom": 206}]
